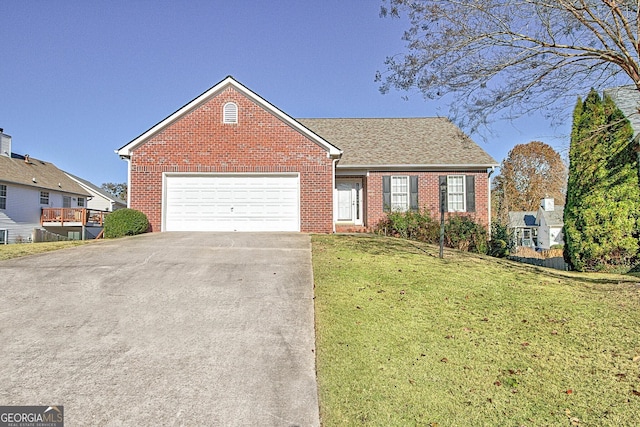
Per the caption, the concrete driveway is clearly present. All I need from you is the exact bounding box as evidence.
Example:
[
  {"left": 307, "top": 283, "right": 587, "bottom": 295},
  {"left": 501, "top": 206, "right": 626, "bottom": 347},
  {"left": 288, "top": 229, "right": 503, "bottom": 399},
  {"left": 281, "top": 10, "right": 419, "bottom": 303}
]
[{"left": 0, "top": 232, "right": 320, "bottom": 426}]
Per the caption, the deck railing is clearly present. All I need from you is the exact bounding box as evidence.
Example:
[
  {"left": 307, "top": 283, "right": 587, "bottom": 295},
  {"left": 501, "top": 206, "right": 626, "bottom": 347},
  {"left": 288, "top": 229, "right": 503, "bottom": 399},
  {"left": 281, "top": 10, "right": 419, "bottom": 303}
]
[{"left": 41, "top": 208, "right": 108, "bottom": 226}]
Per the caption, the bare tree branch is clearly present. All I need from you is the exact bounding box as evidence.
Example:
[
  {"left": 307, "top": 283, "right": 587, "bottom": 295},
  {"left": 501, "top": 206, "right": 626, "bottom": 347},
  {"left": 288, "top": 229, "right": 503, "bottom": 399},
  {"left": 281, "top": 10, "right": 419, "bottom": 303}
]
[{"left": 378, "top": 0, "right": 640, "bottom": 132}]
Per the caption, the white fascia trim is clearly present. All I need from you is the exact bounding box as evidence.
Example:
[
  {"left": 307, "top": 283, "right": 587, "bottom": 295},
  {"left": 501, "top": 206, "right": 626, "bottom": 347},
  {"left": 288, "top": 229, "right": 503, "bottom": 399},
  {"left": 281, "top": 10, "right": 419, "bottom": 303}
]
[{"left": 117, "top": 76, "right": 342, "bottom": 158}]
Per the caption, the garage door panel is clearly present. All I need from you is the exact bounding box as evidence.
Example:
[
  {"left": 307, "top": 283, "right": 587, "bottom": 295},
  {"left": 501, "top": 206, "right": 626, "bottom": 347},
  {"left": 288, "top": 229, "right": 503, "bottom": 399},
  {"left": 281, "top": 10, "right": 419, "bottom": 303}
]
[{"left": 165, "top": 174, "right": 300, "bottom": 232}]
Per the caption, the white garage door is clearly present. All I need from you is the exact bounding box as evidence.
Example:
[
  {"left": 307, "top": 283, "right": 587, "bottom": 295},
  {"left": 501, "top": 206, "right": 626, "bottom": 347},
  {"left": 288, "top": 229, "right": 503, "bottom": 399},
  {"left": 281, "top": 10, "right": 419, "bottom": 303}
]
[{"left": 164, "top": 174, "right": 300, "bottom": 232}]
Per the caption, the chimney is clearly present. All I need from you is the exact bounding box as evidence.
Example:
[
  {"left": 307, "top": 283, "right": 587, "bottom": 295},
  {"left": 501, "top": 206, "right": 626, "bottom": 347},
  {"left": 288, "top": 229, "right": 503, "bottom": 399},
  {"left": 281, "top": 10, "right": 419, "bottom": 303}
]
[
  {"left": 0, "top": 129, "right": 11, "bottom": 158},
  {"left": 541, "top": 197, "right": 555, "bottom": 212},
  {"left": 25, "top": 154, "right": 30, "bottom": 163}
]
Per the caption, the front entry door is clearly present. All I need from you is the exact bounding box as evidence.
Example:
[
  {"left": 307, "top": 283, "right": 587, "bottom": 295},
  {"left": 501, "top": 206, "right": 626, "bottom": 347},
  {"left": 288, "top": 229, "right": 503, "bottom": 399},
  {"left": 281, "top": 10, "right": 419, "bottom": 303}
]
[{"left": 336, "top": 179, "right": 363, "bottom": 225}]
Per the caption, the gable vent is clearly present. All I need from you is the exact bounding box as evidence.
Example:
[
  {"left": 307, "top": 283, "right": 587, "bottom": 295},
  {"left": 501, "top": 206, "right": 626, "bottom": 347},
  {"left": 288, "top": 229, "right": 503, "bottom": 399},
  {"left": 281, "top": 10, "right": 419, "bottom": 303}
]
[{"left": 223, "top": 102, "right": 238, "bottom": 124}]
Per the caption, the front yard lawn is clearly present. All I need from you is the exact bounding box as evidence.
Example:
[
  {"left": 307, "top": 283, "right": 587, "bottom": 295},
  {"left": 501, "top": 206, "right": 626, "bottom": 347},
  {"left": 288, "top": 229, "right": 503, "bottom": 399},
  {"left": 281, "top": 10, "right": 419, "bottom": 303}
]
[
  {"left": 0, "top": 240, "right": 90, "bottom": 260},
  {"left": 312, "top": 234, "right": 640, "bottom": 426}
]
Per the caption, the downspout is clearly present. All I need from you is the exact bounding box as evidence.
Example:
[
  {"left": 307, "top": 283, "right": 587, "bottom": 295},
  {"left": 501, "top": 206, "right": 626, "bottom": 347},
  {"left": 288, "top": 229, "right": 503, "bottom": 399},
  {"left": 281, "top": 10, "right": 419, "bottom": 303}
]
[
  {"left": 487, "top": 166, "right": 496, "bottom": 238},
  {"left": 332, "top": 158, "right": 339, "bottom": 233},
  {"left": 126, "top": 157, "right": 132, "bottom": 208}
]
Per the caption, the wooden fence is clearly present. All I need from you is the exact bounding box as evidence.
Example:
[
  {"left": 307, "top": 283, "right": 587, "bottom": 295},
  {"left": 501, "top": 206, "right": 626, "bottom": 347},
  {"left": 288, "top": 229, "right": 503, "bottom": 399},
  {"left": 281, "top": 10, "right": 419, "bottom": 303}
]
[
  {"left": 508, "top": 255, "right": 570, "bottom": 271},
  {"left": 508, "top": 247, "right": 570, "bottom": 271}
]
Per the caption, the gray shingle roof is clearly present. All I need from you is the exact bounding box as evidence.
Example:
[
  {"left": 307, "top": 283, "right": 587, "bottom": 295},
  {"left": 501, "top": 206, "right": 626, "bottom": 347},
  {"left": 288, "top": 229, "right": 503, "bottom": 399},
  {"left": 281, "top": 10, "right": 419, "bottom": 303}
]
[
  {"left": 604, "top": 86, "right": 640, "bottom": 139},
  {"left": 539, "top": 208, "right": 564, "bottom": 227},
  {"left": 64, "top": 171, "right": 125, "bottom": 203},
  {"left": 508, "top": 212, "right": 538, "bottom": 228},
  {"left": 0, "top": 154, "right": 90, "bottom": 196},
  {"left": 297, "top": 118, "right": 498, "bottom": 168}
]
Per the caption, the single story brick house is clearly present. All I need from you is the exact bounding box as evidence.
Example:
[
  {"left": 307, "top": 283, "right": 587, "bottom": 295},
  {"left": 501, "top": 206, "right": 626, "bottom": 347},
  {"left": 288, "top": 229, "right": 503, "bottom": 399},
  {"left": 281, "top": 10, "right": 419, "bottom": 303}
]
[{"left": 117, "top": 76, "right": 498, "bottom": 233}]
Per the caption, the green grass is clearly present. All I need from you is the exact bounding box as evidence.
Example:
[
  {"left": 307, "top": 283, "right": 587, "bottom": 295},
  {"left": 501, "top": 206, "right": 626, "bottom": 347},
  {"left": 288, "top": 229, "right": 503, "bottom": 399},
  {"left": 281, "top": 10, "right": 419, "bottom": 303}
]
[
  {"left": 0, "top": 240, "right": 91, "bottom": 260},
  {"left": 312, "top": 234, "right": 640, "bottom": 426}
]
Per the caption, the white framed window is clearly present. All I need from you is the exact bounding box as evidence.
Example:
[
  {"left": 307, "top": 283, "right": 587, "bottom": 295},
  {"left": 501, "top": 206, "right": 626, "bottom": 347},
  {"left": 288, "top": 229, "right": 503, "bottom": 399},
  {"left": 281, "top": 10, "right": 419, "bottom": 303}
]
[
  {"left": 40, "top": 191, "right": 49, "bottom": 205},
  {"left": 63, "top": 196, "right": 71, "bottom": 208},
  {"left": 223, "top": 102, "right": 238, "bottom": 124},
  {"left": 0, "top": 229, "right": 7, "bottom": 244},
  {"left": 391, "top": 176, "right": 409, "bottom": 212},
  {"left": 0, "top": 184, "right": 6, "bottom": 210},
  {"left": 78, "top": 197, "right": 85, "bottom": 207},
  {"left": 447, "top": 175, "right": 465, "bottom": 212}
]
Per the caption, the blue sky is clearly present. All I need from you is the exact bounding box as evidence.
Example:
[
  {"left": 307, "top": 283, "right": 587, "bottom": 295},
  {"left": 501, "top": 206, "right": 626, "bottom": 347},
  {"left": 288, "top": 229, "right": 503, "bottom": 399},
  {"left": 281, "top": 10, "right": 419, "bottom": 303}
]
[{"left": 1, "top": 1, "right": 571, "bottom": 186}]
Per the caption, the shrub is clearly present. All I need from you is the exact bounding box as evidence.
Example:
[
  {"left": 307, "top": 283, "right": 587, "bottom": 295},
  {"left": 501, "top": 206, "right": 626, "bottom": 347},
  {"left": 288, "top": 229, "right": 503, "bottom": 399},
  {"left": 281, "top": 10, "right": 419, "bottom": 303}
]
[
  {"left": 103, "top": 208, "right": 150, "bottom": 238},
  {"left": 445, "top": 215, "right": 488, "bottom": 254},
  {"left": 376, "top": 209, "right": 439, "bottom": 242},
  {"left": 375, "top": 211, "right": 487, "bottom": 254},
  {"left": 488, "top": 220, "right": 512, "bottom": 258}
]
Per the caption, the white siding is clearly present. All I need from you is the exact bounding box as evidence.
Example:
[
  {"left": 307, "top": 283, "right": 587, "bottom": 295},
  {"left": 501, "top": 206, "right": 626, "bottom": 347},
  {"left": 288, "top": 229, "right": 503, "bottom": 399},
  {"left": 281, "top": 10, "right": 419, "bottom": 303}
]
[
  {"left": 550, "top": 226, "right": 564, "bottom": 247},
  {"left": 0, "top": 184, "right": 44, "bottom": 243},
  {"left": 86, "top": 192, "right": 116, "bottom": 211},
  {"left": 0, "top": 183, "right": 89, "bottom": 243}
]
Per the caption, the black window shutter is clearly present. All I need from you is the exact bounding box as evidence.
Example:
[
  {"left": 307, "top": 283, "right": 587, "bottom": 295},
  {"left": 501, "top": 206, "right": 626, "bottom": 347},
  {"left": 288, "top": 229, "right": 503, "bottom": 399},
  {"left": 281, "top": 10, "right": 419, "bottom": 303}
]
[
  {"left": 466, "top": 175, "right": 475, "bottom": 212},
  {"left": 439, "top": 176, "right": 448, "bottom": 212},
  {"left": 383, "top": 176, "right": 391, "bottom": 212},
  {"left": 410, "top": 176, "right": 419, "bottom": 211}
]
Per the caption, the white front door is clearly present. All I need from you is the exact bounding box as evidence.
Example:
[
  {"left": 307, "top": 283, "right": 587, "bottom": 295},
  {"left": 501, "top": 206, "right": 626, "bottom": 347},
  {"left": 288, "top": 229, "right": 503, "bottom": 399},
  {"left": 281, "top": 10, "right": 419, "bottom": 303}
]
[{"left": 335, "top": 179, "right": 363, "bottom": 225}]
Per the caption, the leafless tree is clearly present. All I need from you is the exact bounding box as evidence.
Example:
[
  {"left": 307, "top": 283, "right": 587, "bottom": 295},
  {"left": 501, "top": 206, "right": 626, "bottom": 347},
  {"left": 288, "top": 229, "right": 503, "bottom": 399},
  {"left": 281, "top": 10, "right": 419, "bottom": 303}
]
[{"left": 377, "top": 0, "right": 640, "bottom": 132}]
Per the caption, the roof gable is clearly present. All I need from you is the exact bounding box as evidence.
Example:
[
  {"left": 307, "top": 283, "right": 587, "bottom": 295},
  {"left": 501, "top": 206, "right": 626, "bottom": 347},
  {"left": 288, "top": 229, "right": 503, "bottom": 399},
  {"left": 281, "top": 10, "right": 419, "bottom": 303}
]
[
  {"left": 0, "top": 154, "right": 90, "bottom": 196},
  {"left": 64, "top": 172, "right": 126, "bottom": 206},
  {"left": 117, "top": 76, "right": 341, "bottom": 158},
  {"left": 537, "top": 206, "right": 564, "bottom": 227},
  {"left": 298, "top": 118, "right": 498, "bottom": 169}
]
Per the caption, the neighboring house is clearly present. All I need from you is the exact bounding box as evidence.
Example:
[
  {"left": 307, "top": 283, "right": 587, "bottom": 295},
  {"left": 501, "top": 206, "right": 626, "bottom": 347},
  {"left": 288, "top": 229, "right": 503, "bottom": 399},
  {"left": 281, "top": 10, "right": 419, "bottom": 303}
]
[
  {"left": 64, "top": 172, "right": 126, "bottom": 212},
  {"left": 508, "top": 198, "right": 564, "bottom": 251},
  {"left": 536, "top": 198, "right": 564, "bottom": 250},
  {"left": 116, "top": 76, "right": 498, "bottom": 233},
  {"left": 0, "top": 129, "right": 103, "bottom": 243},
  {"left": 508, "top": 211, "right": 538, "bottom": 249}
]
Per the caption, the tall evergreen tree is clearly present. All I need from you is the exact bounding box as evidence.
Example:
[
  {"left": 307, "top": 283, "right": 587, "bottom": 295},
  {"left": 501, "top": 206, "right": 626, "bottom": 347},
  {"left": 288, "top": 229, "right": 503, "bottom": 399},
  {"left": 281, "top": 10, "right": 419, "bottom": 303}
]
[{"left": 564, "top": 90, "right": 640, "bottom": 271}]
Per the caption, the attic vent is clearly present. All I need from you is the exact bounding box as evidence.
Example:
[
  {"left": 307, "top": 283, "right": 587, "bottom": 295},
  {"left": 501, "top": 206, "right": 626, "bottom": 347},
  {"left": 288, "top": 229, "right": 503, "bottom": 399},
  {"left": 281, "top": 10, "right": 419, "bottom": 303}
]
[{"left": 223, "top": 102, "right": 238, "bottom": 124}]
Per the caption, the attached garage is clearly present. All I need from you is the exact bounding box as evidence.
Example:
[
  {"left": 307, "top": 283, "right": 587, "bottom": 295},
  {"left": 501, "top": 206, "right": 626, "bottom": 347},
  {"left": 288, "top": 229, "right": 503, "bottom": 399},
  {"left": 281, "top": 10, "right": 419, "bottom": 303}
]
[
  {"left": 117, "top": 76, "right": 341, "bottom": 233},
  {"left": 163, "top": 173, "right": 300, "bottom": 232}
]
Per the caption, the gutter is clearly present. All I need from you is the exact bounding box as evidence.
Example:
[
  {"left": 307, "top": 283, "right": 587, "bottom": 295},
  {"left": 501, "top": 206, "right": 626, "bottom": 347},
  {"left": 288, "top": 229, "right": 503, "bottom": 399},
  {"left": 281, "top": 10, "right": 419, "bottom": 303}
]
[{"left": 337, "top": 163, "right": 500, "bottom": 171}]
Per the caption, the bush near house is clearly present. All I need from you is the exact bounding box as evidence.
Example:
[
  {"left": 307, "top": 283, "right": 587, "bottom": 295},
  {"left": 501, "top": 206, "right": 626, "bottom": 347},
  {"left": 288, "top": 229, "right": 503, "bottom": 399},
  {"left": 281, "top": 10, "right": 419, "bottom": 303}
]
[
  {"left": 103, "top": 208, "right": 150, "bottom": 238},
  {"left": 375, "top": 210, "right": 488, "bottom": 254},
  {"left": 488, "top": 220, "right": 511, "bottom": 258}
]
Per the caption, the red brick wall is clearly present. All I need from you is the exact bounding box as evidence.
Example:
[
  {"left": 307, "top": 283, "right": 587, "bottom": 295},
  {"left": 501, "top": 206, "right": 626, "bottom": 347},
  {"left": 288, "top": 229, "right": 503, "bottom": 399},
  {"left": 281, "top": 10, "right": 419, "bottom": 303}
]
[
  {"left": 365, "top": 171, "right": 491, "bottom": 230},
  {"left": 129, "top": 87, "right": 334, "bottom": 233}
]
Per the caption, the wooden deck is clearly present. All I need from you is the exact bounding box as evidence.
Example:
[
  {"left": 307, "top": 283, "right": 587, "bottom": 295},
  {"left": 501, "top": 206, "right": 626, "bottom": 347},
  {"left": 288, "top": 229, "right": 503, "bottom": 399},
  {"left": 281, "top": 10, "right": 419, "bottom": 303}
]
[{"left": 41, "top": 208, "right": 108, "bottom": 226}]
